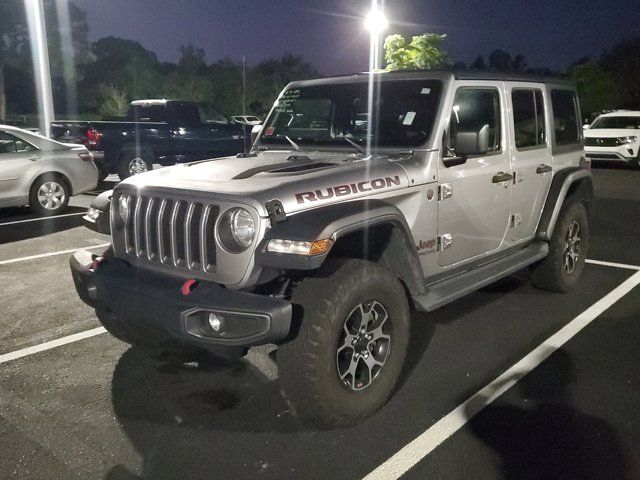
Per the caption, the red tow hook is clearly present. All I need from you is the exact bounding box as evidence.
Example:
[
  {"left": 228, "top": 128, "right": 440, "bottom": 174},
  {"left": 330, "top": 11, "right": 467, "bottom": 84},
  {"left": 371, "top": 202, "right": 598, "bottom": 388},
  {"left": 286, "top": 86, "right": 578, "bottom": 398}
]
[
  {"left": 90, "top": 256, "right": 103, "bottom": 271},
  {"left": 181, "top": 279, "right": 198, "bottom": 296}
]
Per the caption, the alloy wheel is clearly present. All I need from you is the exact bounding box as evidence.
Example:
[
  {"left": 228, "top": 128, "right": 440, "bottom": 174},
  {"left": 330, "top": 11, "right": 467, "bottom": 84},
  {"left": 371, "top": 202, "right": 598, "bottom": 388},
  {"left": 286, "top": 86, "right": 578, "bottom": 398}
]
[
  {"left": 37, "top": 181, "right": 66, "bottom": 210},
  {"left": 336, "top": 300, "right": 391, "bottom": 391},
  {"left": 563, "top": 220, "right": 582, "bottom": 274},
  {"left": 128, "top": 158, "right": 148, "bottom": 175}
]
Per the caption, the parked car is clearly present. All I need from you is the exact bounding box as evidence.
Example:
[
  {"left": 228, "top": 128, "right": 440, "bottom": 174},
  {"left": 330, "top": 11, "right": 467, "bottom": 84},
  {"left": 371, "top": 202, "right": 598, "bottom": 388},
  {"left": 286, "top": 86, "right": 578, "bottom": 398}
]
[
  {"left": 50, "top": 100, "right": 247, "bottom": 181},
  {"left": 72, "top": 71, "right": 592, "bottom": 427},
  {"left": 584, "top": 110, "right": 640, "bottom": 167},
  {"left": 0, "top": 125, "right": 98, "bottom": 215},
  {"left": 232, "top": 115, "right": 262, "bottom": 125}
]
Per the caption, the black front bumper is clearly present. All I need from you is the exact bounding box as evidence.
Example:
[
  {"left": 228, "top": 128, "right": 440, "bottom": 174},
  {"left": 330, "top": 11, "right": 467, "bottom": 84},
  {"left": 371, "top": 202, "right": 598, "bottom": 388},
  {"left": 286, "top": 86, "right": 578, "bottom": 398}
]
[{"left": 70, "top": 250, "right": 292, "bottom": 348}]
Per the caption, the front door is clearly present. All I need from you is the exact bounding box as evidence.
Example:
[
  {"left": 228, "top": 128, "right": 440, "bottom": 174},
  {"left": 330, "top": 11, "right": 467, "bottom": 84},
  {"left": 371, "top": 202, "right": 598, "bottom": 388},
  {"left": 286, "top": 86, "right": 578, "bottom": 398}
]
[
  {"left": 437, "top": 83, "right": 512, "bottom": 267},
  {"left": 507, "top": 84, "right": 553, "bottom": 241}
]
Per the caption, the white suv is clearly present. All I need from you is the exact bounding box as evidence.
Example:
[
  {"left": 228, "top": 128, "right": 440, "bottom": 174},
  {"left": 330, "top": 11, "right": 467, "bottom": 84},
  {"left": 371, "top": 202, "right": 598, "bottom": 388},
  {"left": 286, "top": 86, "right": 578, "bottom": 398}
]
[{"left": 584, "top": 111, "right": 640, "bottom": 167}]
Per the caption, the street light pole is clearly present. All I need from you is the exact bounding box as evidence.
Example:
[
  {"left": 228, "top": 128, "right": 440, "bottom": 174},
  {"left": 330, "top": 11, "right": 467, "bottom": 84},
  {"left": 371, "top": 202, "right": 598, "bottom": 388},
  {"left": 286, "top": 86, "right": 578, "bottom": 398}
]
[
  {"left": 364, "top": 1, "right": 388, "bottom": 156},
  {"left": 24, "top": 0, "right": 55, "bottom": 136}
]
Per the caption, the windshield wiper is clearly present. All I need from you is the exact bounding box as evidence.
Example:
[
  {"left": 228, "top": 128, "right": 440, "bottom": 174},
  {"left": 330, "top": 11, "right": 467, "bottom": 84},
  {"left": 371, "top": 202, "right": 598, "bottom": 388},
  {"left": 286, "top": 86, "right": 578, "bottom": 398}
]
[{"left": 333, "top": 135, "right": 366, "bottom": 155}]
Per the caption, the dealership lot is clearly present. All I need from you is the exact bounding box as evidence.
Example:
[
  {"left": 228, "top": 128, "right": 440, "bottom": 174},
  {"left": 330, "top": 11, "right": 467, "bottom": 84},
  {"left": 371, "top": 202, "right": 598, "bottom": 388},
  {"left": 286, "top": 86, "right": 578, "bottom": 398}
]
[{"left": 0, "top": 167, "right": 639, "bottom": 480}]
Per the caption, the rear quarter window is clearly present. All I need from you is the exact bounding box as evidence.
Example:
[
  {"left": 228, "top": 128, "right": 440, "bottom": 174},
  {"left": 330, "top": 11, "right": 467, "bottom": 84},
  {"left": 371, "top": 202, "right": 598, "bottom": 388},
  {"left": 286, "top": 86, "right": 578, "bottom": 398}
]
[{"left": 551, "top": 90, "right": 580, "bottom": 146}]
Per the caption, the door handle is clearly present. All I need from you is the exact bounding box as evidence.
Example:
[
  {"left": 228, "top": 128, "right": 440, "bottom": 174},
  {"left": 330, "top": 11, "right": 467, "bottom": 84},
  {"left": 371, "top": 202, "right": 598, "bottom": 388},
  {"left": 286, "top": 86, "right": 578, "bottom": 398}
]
[
  {"left": 536, "top": 164, "right": 552, "bottom": 174},
  {"left": 492, "top": 172, "right": 513, "bottom": 183}
]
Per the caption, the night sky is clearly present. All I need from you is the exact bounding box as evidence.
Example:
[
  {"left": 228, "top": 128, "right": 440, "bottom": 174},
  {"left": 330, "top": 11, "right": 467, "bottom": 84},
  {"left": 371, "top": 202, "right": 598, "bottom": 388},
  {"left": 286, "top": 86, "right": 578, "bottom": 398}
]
[{"left": 72, "top": 0, "right": 639, "bottom": 75}]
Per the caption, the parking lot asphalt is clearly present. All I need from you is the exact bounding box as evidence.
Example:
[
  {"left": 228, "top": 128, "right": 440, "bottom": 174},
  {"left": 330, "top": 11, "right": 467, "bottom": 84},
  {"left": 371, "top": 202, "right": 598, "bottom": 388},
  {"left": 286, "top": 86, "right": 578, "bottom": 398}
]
[{"left": 0, "top": 166, "right": 638, "bottom": 480}]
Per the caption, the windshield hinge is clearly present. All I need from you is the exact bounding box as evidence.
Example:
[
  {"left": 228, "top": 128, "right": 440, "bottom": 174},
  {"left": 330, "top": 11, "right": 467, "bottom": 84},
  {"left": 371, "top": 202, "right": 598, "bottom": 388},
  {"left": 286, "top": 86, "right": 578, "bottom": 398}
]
[{"left": 265, "top": 199, "right": 287, "bottom": 225}]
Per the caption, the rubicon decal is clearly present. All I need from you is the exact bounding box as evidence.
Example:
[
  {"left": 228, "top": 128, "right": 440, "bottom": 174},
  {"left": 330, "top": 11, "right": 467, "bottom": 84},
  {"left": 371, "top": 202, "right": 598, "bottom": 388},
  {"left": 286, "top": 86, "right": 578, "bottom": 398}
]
[{"left": 295, "top": 176, "right": 402, "bottom": 204}]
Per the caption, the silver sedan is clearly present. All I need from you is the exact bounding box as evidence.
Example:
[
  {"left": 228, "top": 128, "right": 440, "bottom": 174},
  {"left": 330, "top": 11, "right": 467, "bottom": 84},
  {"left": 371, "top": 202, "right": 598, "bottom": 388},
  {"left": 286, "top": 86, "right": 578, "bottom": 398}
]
[{"left": 0, "top": 125, "right": 99, "bottom": 216}]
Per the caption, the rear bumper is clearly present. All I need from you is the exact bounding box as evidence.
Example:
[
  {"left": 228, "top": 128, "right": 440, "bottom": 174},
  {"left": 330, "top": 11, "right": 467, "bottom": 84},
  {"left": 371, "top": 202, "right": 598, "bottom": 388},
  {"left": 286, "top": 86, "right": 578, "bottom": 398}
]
[{"left": 70, "top": 250, "right": 292, "bottom": 348}]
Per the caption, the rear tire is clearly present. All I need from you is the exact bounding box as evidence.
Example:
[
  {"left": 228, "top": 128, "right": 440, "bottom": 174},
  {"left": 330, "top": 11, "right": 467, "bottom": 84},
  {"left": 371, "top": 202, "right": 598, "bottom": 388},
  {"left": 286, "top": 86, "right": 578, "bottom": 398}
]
[
  {"left": 117, "top": 151, "right": 153, "bottom": 180},
  {"left": 29, "top": 174, "right": 70, "bottom": 216},
  {"left": 278, "top": 259, "right": 410, "bottom": 427},
  {"left": 531, "top": 201, "right": 589, "bottom": 292}
]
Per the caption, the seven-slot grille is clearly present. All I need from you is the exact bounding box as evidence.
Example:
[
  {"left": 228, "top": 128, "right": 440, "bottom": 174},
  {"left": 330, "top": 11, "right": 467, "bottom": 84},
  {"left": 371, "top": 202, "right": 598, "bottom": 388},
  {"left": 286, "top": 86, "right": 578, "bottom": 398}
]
[{"left": 118, "top": 193, "right": 220, "bottom": 273}]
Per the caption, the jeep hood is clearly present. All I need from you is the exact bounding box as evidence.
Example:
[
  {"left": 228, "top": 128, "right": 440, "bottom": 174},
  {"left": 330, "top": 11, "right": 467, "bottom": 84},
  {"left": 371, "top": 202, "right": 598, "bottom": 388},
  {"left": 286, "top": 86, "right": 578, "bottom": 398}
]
[{"left": 122, "top": 150, "right": 411, "bottom": 216}]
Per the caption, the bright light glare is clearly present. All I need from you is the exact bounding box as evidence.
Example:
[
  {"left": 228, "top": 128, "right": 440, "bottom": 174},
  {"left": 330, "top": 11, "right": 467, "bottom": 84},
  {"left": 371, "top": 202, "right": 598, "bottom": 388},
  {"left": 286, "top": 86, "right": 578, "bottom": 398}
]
[{"left": 364, "top": 8, "right": 388, "bottom": 33}]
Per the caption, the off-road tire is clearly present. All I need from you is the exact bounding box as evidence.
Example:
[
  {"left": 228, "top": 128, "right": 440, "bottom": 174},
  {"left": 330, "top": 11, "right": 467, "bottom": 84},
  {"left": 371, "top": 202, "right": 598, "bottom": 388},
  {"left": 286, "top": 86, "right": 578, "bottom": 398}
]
[
  {"left": 278, "top": 259, "right": 410, "bottom": 427},
  {"left": 117, "top": 151, "right": 153, "bottom": 181},
  {"left": 531, "top": 201, "right": 589, "bottom": 292},
  {"left": 29, "top": 173, "right": 71, "bottom": 216}
]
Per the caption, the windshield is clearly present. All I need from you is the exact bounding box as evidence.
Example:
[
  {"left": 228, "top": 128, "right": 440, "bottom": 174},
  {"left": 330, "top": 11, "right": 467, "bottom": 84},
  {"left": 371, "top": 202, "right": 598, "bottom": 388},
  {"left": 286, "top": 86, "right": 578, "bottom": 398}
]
[
  {"left": 259, "top": 79, "right": 443, "bottom": 149},
  {"left": 591, "top": 116, "right": 640, "bottom": 129}
]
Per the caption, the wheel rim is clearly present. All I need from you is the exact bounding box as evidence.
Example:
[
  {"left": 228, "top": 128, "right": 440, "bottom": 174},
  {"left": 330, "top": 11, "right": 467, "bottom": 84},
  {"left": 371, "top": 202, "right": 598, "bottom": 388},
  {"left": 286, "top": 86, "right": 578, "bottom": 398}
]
[
  {"left": 563, "top": 220, "right": 582, "bottom": 274},
  {"left": 128, "top": 158, "right": 148, "bottom": 175},
  {"left": 37, "top": 181, "right": 66, "bottom": 210},
  {"left": 336, "top": 300, "right": 391, "bottom": 391}
]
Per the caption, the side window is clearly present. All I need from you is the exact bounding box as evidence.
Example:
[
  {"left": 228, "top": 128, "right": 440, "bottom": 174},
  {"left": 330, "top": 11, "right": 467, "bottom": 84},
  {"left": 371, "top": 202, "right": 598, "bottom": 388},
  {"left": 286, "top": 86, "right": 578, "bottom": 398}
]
[
  {"left": 551, "top": 90, "right": 580, "bottom": 145},
  {"left": 0, "top": 131, "right": 18, "bottom": 154},
  {"left": 0, "top": 131, "right": 35, "bottom": 154},
  {"left": 512, "top": 89, "right": 546, "bottom": 149},
  {"left": 450, "top": 88, "right": 501, "bottom": 153}
]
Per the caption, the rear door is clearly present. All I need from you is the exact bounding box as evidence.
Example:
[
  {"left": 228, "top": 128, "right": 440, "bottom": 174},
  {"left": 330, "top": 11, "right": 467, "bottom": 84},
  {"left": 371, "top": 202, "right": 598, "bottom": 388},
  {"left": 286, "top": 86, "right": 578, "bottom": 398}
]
[
  {"left": 437, "top": 82, "right": 512, "bottom": 267},
  {"left": 0, "top": 131, "right": 38, "bottom": 202},
  {"left": 506, "top": 84, "right": 553, "bottom": 241}
]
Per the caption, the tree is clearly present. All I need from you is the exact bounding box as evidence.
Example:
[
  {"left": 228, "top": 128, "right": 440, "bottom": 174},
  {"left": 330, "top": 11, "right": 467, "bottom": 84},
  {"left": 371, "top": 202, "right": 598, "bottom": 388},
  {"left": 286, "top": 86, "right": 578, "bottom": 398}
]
[
  {"left": 0, "top": 0, "right": 90, "bottom": 119},
  {"left": 600, "top": 36, "right": 640, "bottom": 109},
  {"left": 567, "top": 61, "right": 620, "bottom": 119},
  {"left": 96, "top": 84, "right": 128, "bottom": 118},
  {"left": 487, "top": 49, "right": 527, "bottom": 72},
  {"left": 384, "top": 33, "right": 447, "bottom": 71},
  {"left": 80, "top": 36, "right": 163, "bottom": 114},
  {"left": 0, "top": 0, "right": 29, "bottom": 120},
  {"left": 248, "top": 53, "right": 319, "bottom": 116}
]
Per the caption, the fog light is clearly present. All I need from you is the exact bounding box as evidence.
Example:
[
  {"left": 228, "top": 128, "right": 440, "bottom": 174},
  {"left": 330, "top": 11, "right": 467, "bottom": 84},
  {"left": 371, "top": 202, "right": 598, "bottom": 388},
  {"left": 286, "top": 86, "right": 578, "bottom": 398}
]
[{"left": 208, "top": 312, "right": 223, "bottom": 332}]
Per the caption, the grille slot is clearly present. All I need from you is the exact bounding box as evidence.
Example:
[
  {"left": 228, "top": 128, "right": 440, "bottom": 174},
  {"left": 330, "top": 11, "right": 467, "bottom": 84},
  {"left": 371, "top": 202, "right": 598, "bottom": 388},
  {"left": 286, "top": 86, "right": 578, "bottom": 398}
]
[{"left": 118, "top": 193, "right": 219, "bottom": 273}]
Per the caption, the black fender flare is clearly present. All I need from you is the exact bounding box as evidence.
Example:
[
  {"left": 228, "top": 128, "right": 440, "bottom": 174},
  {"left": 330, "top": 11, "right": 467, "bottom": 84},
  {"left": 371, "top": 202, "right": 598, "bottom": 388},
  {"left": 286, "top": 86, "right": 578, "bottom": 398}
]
[
  {"left": 536, "top": 167, "right": 593, "bottom": 241},
  {"left": 255, "top": 199, "right": 426, "bottom": 296}
]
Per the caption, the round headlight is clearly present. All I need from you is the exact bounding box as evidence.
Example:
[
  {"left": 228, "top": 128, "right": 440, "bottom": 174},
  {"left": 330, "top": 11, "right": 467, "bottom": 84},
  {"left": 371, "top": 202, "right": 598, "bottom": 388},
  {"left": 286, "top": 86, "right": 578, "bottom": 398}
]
[
  {"left": 217, "top": 207, "right": 256, "bottom": 253},
  {"left": 118, "top": 195, "right": 130, "bottom": 223}
]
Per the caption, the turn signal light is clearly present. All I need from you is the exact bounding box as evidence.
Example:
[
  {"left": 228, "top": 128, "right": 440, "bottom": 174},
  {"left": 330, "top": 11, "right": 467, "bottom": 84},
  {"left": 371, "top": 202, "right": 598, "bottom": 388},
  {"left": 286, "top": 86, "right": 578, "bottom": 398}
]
[{"left": 267, "top": 238, "right": 334, "bottom": 256}]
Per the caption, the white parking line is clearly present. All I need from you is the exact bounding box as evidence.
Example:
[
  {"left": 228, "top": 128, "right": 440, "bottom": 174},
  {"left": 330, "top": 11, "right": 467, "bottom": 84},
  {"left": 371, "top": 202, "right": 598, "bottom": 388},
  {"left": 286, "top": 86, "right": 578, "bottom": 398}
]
[
  {"left": 585, "top": 258, "right": 640, "bottom": 271},
  {"left": 0, "top": 212, "right": 85, "bottom": 226},
  {"left": 0, "top": 243, "right": 110, "bottom": 266},
  {"left": 364, "top": 269, "right": 640, "bottom": 480},
  {"left": 0, "top": 327, "right": 106, "bottom": 365}
]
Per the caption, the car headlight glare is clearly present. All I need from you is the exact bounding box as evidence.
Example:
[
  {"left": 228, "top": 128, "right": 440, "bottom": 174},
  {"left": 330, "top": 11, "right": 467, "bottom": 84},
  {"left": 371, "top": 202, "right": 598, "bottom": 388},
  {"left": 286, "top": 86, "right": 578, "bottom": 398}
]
[
  {"left": 618, "top": 136, "right": 637, "bottom": 144},
  {"left": 218, "top": 207, "right": 256, "bottom": 253},
  {"left": 118, "top": 195, "right": 130, "bottom": 223}
]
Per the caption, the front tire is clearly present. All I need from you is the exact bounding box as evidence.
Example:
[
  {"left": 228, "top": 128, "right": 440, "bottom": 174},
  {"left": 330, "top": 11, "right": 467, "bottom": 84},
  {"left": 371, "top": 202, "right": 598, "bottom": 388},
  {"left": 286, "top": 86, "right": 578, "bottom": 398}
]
[
  {"left": 117, "top": 151, "right": 153, "bottom": 180},
  {"left": 29, "top": 174, "right": 70, "bottom": 216},
  {"left": 531, "top": 201, "right": 589, "bottom": 292},
  {"left": 278, "top": 259, "right": 410, "bottom": 427}
]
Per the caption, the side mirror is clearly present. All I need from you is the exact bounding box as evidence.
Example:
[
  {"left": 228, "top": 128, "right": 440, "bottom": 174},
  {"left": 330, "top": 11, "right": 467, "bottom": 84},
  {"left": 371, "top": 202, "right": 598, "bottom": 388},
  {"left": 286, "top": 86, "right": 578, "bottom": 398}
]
[
  {"left": 455, "top": 124, "right": 489, "bottom": 156},
  {"left": 583, "top": 124, "right": 590, "bottom": 130}
]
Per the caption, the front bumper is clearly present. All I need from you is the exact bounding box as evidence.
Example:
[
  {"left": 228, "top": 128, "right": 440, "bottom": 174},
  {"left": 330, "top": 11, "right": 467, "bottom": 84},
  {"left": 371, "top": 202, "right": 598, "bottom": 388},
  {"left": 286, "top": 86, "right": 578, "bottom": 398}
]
[
  {"left": 70, "top": 250, "right": 292, "bottom": 348},
  {"left": 585, "top": 144, "right": 638, "bottom": 162}
]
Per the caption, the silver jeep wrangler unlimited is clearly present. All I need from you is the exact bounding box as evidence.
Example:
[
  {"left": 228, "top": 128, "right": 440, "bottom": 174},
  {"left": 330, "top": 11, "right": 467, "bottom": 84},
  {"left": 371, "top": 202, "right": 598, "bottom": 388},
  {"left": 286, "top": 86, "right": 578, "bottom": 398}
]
[{"left": 71, "top": 71, "right": 592, "bottom": 427}]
